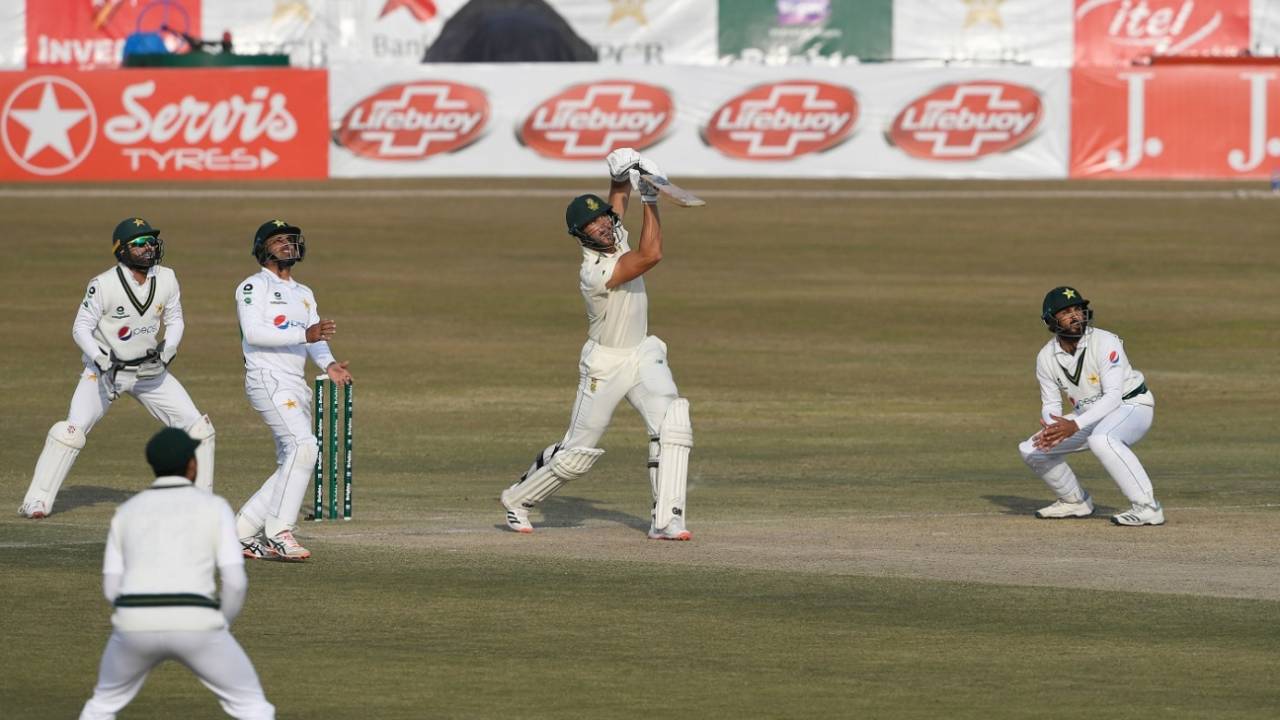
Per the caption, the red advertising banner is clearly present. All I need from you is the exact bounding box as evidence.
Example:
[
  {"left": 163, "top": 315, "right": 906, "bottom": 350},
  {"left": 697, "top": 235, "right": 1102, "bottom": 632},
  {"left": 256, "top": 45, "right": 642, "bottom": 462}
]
[
  {"left": 0, "top": 69, "right": 328, "bottom": 181},
  {"left": 27, "top": 0, "right": 202, "bottom": 69},
  {"left": 1074, "top": 0, "right": 1250, "bottom": 66},
  {"left": 1071, "top": 65, "right": 1280, "bottom": 178}
]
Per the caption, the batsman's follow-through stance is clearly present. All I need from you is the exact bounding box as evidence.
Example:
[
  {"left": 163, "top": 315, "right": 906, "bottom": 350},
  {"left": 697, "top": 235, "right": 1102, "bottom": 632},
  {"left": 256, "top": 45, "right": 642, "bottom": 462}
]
[
  {"left": 19, "top": 218, "right": 216, "bottom": 519},
  {"left": 501, "top": 148, "right": 695, "bottom": 540},
  {"left": 1019, "top": 287, "right": 1164, "bottom": 526},
  {"left": 234, "top": 220, "right": 352, "bottom": 561}
]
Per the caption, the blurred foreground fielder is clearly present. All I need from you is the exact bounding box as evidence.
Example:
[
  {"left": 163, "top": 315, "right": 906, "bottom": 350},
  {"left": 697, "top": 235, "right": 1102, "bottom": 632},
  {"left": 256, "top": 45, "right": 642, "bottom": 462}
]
[
  {"left": 19, "top": 218, "right": 215, "bottom": 519},
  {"left": 501, "top": 148, "right": 694, "bottom": 540},
  {"left": 79, "top": 428, "right": 273, "bottom": 720},
  {"left": 1019, "top": 287, "right": 1163, "bottom": 526}
]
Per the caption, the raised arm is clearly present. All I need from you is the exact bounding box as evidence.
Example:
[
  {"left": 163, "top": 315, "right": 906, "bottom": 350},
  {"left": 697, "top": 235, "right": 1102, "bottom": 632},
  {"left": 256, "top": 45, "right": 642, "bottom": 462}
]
[{"left": 606, "top": 184, "right": 662, "bottom": 290}]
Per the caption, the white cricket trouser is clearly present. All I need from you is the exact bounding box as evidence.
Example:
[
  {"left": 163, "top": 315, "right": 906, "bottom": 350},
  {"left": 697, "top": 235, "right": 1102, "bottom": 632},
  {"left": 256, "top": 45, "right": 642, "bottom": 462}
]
[
  {"left": 79, "top": 629, "right": 274, "bottom": 720},
  {"left": 21, "top": 365, "right": 203, "bottom": 510},
  {"left": 237, "top": 369, "right": 318, "bottom": 538},
  {"left": 1019, "top": 403, "right": 1156, "bottom": 505},
  {"left": 561, "top": 336, "right": 679, "bottom": 449}
]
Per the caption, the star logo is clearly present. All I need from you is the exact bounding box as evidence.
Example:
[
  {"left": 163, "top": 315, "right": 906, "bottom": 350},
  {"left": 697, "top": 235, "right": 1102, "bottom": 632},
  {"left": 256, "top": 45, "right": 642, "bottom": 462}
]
[
  {"left": 963, "top": 0, "right": 1003, "bottom": 29},
  {"left": 609, "top": 0, "right": 647, "bottom": 26},
  {"left": 303, "top": 299, "right": 311, "bottom": 310},
  {"left": 1088, "top": 373, "right": 1099, "bottom": 385},
  {"left": 87, "top": 372, "right": 98, "bottom": 381},
  {"left": 379, "top": 0, "right": 437, "bottom": 22},
  {"left": 585, "top": 197, "right": 600, "bottom": 211},
  {"left": 1062, "top": 288, "right": 1076, "bottom": 299},
  {"left": 132, "top": 218, "right": 145, "bottom": 226},
  {"left": 1, "top": 76, "right": 97, "bottom": 176},
  {"left": 284, "top": 399, "right": 298, "bottom": 410},
  {"left": 273, "top": 219, "right": 287, "bottom": 227}
]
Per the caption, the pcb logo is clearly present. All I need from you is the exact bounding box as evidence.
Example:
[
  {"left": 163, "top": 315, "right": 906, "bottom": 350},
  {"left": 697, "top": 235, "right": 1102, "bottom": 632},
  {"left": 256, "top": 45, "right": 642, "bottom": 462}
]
[
  {"left": 702, "top": 81, "right": 857, "bottom": 160},
  {"left": 520, "top": 81, "right": 673, "bottom": 159},
  {"left": 888, "top": 82, "right": 1043, "bottom": 160},
  {"left": 335, "top": 81, "right": 489, "bottom": 160}
]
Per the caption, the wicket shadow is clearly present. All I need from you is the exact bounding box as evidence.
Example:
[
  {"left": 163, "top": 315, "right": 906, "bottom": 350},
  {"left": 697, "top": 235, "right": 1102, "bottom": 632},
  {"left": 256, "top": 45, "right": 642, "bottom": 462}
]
[
  {"left": 56, "top": 485, "right": 135, "bottom": 514},
  {"left": 494, "top": 495, "right": 650, "bottom": 534},
  {"left": 982, "top": 494, "right": 1119, "bottom": 518}
]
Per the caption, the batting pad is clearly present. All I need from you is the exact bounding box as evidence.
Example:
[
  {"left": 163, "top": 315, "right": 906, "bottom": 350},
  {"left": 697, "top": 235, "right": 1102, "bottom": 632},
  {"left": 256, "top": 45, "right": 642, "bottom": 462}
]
[
  {"left": 505, "top": 446, "right": 605, "bottom": 509},
  {"left": 28, "top": 421, "right": 86, "bottom": 508},
  {"left": 655, "top": 399, "right": 693, "bottom": 529},
  {"left": 187, "top": 415, "right": 216, "bottom": 492}
]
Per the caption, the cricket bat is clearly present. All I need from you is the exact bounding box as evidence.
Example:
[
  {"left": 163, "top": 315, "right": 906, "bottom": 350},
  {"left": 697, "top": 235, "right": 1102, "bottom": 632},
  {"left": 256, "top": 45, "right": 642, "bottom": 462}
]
[{"left": 640, "top": 171, "right": 706, "bottom": 208}]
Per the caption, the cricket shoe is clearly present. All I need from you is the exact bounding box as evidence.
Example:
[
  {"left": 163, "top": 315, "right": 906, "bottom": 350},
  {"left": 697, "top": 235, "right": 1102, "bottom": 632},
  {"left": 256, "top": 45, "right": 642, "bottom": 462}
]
[
  {"left": 1111, "top": 502, "right": 1165, "bottom": 527},
  {"left": 1034, "top": 493, "right": 1094, "bottom": 519},
  {"left": 241, "top": 538, "right": 275, "bottom": 561},
  {"left": 500, "top": 490, "right": 533, "bottom": 534},
  {"left": 262, "top": 529, "right": 311, "bottom": 561},
  {"left": 18, "top": 501, "right": 48, "bottom": 520},
  {"left": 647, "top": 516, "right": 692, "bottom": 541}
]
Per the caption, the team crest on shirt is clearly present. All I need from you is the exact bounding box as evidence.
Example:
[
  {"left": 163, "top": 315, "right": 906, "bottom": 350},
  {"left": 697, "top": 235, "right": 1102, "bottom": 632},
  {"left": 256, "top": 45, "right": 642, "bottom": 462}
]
[
  {"left": 590, "top": 377, "right": 598, "bottom": 392},
  {"left": 1088, "top": 373, "right": 1099, "bottom": 385},
  {"left": 283, "top": 399, "right": 298, "bottom": 410}
]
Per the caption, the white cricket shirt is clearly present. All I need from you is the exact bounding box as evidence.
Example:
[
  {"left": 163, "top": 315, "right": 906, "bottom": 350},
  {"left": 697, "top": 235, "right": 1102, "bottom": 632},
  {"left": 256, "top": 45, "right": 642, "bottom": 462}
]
[
  {"left": 236, "top": 268, "right": 335, "bottom": 376},
  {"left": 1035, "top": 327, "right": 1153, "bottom": 430},
  {"left": 73, "top": 263, "right": 184, "bottom": 365},
  {"left": 103, "top": 477, "right": 243, "bottom": 631},
  {"left": 579, "top": 226, "right": 648, "bottom": 349}
]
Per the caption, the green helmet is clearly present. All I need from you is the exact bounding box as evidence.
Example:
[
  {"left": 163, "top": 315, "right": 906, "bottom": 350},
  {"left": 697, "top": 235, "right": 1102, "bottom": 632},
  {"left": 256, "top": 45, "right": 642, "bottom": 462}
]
[
  {"left": 112, "top": 217, "right": 163, "bottom": 269},
  {"left": 1041, "top": 286, "right": 1091, "bottom": 336},
  {"left": 252, "top": 219, "right": 306, "bottom": 267},
  {"left": 565, "top": 194, "right": 618, "bottom": 253}
]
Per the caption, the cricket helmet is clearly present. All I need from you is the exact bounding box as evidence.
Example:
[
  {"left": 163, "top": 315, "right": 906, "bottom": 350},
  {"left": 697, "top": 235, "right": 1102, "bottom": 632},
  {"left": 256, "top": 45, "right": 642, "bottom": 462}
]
[
  {"left": 1041, "top": 286, "right": 1092, "bottom": 337},
  {"left": 112, "top": 217, "right": 164, "bottom": 269},
  {"left": 253, "top": 219, "right": 306, "bottom": 267},
  {"left": 565, "top": 194, "right": 619, "bottom": 253}
]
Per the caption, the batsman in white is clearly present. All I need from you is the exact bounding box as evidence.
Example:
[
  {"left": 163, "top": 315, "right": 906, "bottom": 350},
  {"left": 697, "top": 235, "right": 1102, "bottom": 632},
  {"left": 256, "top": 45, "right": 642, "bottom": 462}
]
[
  {"left": 1019, "top": 286, "right": 1164, "bottom": 526},
  {"left": 234, "top": 220, "right": 352, "bottom": 562},
  {"left": 79, "top": 428, "right": 274, "bottom": 720},
  {"left": 500, "top": 148, "right": 695, "bottom": 540},
  {"left": 19, "top": 217, "right": 216, "bottom": 519}
]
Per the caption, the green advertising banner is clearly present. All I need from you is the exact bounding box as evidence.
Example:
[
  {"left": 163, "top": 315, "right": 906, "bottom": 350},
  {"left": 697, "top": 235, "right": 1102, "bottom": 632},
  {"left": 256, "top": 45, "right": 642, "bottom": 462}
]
[{"left": 718, "top": 0, "right": 892, "bottom": 63}]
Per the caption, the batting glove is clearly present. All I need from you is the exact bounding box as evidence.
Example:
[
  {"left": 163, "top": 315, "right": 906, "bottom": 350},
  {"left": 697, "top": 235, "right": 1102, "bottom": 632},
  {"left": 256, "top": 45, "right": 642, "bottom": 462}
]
[
  {"left": 631, "top": 170, "right": 659, "bottom": 204},
  {"left": 635, "top": 156, "right": 663, "bottom": 180},
  {"left": 606, "top": 147, "right": 642, "bottom": 182}
]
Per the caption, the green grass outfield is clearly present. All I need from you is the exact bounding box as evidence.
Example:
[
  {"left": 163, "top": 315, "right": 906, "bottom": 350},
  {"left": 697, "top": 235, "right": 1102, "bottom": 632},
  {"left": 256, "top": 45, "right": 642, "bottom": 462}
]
[{"left": 1, "top": 179, "right": 1276, "bottom": 718}]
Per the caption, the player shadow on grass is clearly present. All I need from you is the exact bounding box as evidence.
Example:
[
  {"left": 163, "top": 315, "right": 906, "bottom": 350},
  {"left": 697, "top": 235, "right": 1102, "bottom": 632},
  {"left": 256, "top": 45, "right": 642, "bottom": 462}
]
[
  {"left": 56, "top": 485, "right": 135, "bottom": 514},
  {"left": 982, "top": 494, "right": 1120, "bottom": 518},
  {"left": 494, "top": 495, "right": 650, "bottom": 533}
]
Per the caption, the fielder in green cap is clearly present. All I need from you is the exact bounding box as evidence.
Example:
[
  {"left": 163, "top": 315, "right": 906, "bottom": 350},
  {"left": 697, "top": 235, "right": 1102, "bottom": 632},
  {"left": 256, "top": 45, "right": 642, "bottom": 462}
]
[
  {"left": 1018, "top": 286, "right": 1163, "bottom": 526},
  {"left": 79, "top": 427, "right": 274, "bottom": 718},
  {"left": 19, "top": 217, "right": 216, "bottom": 520},
  {"left": 500, "top": 147, "right": 695, "bottom": 541}
]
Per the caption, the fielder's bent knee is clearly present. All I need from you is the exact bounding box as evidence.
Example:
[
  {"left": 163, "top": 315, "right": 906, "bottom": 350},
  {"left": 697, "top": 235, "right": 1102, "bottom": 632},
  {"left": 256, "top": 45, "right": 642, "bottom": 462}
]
[{"left": 1087, "top": 433, "right": 1118, "bottom": 454}]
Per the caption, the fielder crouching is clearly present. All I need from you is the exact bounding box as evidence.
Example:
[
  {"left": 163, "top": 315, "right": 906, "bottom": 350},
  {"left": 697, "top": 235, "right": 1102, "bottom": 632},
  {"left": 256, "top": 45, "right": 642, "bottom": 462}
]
[
  {"left": 501, "top": 148, "right": 694, "bottom": 540},
  {"left": 19, "top": 217, "right": 215, "bottom": 519},
  {"left": 79, "top": 428, "right": 273, "bottom": 720}
]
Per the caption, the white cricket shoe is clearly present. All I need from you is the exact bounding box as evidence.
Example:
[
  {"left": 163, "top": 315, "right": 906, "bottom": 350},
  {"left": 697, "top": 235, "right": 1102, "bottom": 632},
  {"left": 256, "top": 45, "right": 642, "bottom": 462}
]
[
  {"left": 240, "top": 537, "right": 274, "bottom": 561},
  {"left": 18, "top": 501, "right": 48, "bottom": 520},
  {"left": 647, "top": 515, "right": 692, "bottom": 541},
  {"left": 1111, "top": 502, "right": 1165, "bottom": 527},
  {"left": 500, "top": 489, "right": 533, "bottom": 534},
  {"left": 263, "top": 528, "right": 311, "bottom": 561},
  {"left": 1034, "top": 493, "right": 1094, "bottom": 519}
]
